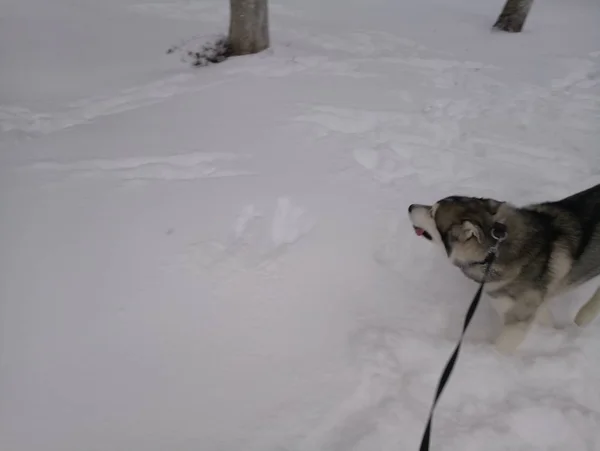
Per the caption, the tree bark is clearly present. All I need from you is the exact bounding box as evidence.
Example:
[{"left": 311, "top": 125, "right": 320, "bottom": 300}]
[
  {"left": 493, "top": 0, "right": 534, "bottom": 33},
  {"left": 229, "top": 0, "right": 270, "bottom": 56}
]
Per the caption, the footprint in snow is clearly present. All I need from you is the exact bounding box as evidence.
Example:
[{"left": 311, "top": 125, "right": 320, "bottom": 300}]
[{"left": 271, "top": 197, "right": 316, "bottom": 248}]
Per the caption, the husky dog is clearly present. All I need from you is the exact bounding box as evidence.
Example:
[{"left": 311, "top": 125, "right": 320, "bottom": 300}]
[{"left": 408, "top": 184, "right": 600, "bottom": 353}]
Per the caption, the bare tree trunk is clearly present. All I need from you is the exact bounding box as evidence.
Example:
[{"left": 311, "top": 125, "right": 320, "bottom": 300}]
[
  {"left": 229, "top": 0, "right": 269, "bottom": 56},
  {"left": 493, "top": 0, "right": 534, "bottom": 33}
]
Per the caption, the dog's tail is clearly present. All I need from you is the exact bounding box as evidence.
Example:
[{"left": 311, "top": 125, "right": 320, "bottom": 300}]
[{"left": 574, "top": 286, "right": 600, "bottom": 327}]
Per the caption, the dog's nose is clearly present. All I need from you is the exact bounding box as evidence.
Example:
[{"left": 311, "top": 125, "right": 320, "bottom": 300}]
[{"left": 408, "top": 204, "right": 415, "bottom": 213}]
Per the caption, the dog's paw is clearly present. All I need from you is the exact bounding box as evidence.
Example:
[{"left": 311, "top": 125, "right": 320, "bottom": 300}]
[
  {"left": 534, "top": 304, "right": 555, "bottom": 328},
  {"left": 574, "top": 286, "right": 600, "bottom": 327},
  {"left": 493, "top": 323, "right": 528, "bottom": 355}
]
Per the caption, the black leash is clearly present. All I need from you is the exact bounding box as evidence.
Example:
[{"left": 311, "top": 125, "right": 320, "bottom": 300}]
[{"left": 418, "top": 223, "right": 507, "bottom": 451}]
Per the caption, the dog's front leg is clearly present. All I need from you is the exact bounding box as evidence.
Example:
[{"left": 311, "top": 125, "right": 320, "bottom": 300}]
[
  {"left": 574, "top": 285, "right": 600, "bottom": 327},
  {"left": 494, "top": 292, "right": 547, "bottom": 354}
]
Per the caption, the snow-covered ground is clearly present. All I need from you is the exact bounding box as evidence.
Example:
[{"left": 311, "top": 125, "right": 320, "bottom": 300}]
[{"left": 1, "top": 0, "right": 600, "bottom": 449}]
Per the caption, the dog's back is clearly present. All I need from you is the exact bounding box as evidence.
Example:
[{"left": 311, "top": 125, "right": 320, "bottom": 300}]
[{"left": 551, "top": 183, "right": 600, "bottom": 286}]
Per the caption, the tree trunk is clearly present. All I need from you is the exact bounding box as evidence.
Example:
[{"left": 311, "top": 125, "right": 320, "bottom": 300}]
[
  {"left": 229, "top": 0, "right": 269, "bottom": 56},
  {"left": 493, "top": 0, "right": 534, "bottom": 33}
]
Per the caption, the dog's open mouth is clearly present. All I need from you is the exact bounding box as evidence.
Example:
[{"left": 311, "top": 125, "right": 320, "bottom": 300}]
[{"left": 413, "top": 227, "right": 432, "bottom": 241}]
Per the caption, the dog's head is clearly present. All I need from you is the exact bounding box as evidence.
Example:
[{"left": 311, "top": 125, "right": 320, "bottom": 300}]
[{"left": 408, "top": 196, "right": 504, "bottom": 268}]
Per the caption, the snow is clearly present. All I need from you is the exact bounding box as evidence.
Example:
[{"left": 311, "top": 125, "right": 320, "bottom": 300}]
[{"left": 1, "top": 0, "right": 600, "bottom": 449}]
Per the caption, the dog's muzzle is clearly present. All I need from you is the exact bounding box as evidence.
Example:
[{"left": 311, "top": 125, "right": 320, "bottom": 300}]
[
  {"left": 413, "top": 227, "right": 432, "bottom": 241},
  {"left": 408, "top": 204, "right": 433, "bottom": 241}
]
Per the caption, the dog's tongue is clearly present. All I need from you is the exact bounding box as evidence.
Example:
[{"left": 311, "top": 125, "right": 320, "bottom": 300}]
[{"left": 414, "top": 227, "right": 425, "bottom": 236}]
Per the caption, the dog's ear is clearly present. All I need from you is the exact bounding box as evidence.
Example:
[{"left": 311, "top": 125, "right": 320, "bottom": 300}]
[
  {"left": 459, "top": 221, "right": 483, "bottom": 243},
  {"left": 479, "top": 198, "right": 504, "bottom": 215}
]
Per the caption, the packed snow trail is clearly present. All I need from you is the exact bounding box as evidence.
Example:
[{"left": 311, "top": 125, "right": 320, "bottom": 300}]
[{"left": 1, "top": 0, "right": 600, "bottom": 450}]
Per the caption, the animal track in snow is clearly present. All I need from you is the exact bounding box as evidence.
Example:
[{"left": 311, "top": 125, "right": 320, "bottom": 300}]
[
  {"left": 298, "top": 328, "right": 433, "bottom": 451},
  {"left": 296, "top": 105, "right": 478, "bottom": 185},
  {"left": 229, "top": 197, "right": 316, "bottom": 251},
  {"left": 295, "top": 46, "right": 600, "bottom": 186},
  {"left": 176, "top": 198, "right": 316, "bottom": 278},
  {"left": 0, "top": 76, "right": 230, "bottom": 139},
  {"left": 24, "top": 152, "right": 254, "bottom": 182},
  {"left": 286, "top": 30, "right": 432, "bottom": 58},
  {"left": 232, "top": 204, "right": 263, "bottom": 240},
  {"left": 295, "top": 106, "right": 410, "bottom": 135},
  {"left": 225, "top": 50, "right": 376, "bottom": 79},
  {"left": 271, "top": 197, "right": 316, "bottom": 247}
]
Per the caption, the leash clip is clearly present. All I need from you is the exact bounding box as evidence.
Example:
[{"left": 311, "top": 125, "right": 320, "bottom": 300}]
[
  {"left": 491, "top": 221, "right": 507, "bottom": 242},
  {"left": 486, "top": 222, "right": 507, "bottom": 260}
]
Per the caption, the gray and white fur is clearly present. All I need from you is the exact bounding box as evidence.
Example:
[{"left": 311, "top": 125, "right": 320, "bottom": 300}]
[{"left": 408, "top": 183, "right": 600, "bottom": 353}]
